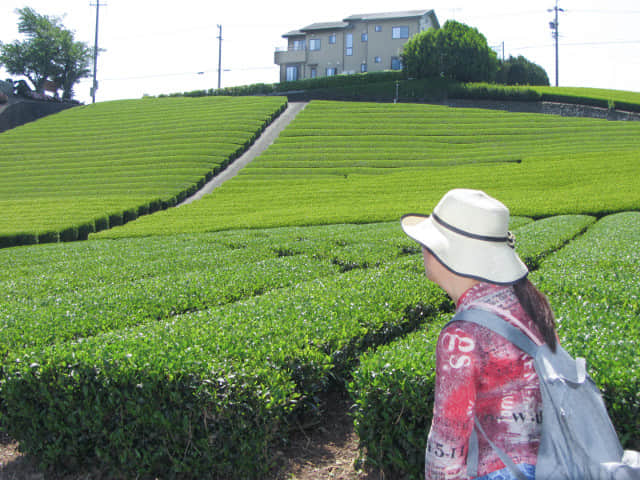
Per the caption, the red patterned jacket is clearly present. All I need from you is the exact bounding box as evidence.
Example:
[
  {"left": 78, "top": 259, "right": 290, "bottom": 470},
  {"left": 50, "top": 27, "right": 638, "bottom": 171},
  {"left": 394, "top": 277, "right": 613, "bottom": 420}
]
[{"left": 425, "top": 283, "right": 544, "bottom": 479}]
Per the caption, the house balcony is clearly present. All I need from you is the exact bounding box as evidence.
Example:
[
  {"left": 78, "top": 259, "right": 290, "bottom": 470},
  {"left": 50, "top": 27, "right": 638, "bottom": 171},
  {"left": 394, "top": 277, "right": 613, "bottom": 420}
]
[{"left": 274, "top": 47, "right": 306, "bottom": 65}]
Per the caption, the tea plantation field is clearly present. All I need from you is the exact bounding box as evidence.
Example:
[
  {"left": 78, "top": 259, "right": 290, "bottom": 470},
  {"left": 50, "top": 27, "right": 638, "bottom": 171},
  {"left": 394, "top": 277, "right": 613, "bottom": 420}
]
[
  {"left": 6, "top": 212, "right": 638, "bottom": 479},
  {"left": 0, "top": 95, "right": 287, "bottom": 247},
  {"left": 1, "top": 97, "right": 639, "bottom": 479},
  {"left": 94, "top": 100, "right": 640, "bottom": 238}
]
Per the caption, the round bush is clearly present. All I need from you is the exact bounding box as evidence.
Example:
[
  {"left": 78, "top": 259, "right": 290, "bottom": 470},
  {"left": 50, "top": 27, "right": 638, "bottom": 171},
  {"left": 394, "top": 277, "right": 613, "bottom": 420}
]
[
  {"left": 108, "top": 212, "right": 123, "bottom": 227},
  {"left": 60, "top": 227, "right": 78, "bottom": 242},
  {"left": 77, "top": 222, "right": 95, "bottom": 240},
  {"left": 137, "top": 204, "right": 150, "bottom": 217},
  {"left": 15, "top": 233, "right": 38, "bottom": 246},
  {"left": 0, "top": 234, "right": 17, "bottom": 249},
  {"left": 94, "top": 216, "right": 109, "bottom": 232},
  {"left": 38, "top": 231, "right": 60, "bottom": 244},
  {"left": 123, "top": 209, "right": 138, "bottom": 223}
]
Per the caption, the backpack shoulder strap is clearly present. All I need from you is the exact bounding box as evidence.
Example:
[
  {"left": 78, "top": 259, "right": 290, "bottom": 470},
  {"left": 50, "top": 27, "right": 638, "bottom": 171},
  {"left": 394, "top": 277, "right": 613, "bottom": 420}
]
[
  {"left": 449, "top": 309, "right": 538, "bottom": 480},
  {"left": 448, "top": 308, "right": 539, "bottom": 358}
]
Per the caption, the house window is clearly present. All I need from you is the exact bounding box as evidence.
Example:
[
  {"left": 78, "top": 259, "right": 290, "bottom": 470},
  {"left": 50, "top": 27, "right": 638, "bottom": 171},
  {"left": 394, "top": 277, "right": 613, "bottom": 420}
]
[
  {"left": 309, "top": 39, "right": 321, "bottom": 51},
  {"left": 345, "top": 33, "right": 353, "bottom": 56},
  {"left": 292, "top": 39, "right": 305, "bottom": 51},
  {"left": 326, "top": 67, "right": 337, "bottom": 76},
  {"left": 374, "top": 56, "right": 381, "bottom": 64},
  {"left": 329, "top": 34, "right": 336, "bottom": 44},
  {"left": 286, "top": 66, "right": 298, "bottom": 81},
  {"left": 391, "top": 57, "right": 403, "bottom": 70},
  {"left": 310, "top": 67, "right": 317, "bottom": 78},
  {"left": 361, "top": 32, "right": 368, "bottom": 42},
  {"left": 361, "top": 63, "right": 367, "bottom": 73},
  {"left": 392, "top": 26, "right": 409, "bottom": 39},
  {"left": 375, "top": 25, "right": 382, "bottom": 32}
]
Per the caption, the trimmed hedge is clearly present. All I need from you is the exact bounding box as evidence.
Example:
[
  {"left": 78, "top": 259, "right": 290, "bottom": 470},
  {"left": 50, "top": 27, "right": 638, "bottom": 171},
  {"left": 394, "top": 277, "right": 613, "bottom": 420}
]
[{"left": 1, "top": 263, "right": 446, "bottom": 478}]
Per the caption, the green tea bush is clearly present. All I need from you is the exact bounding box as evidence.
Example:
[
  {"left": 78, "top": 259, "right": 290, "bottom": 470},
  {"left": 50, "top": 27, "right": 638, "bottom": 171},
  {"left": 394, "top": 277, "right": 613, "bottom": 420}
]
[
  {"left": 349, "top": 316, "right": 445, "bottom": 479},
  {"left": 0, "top": 220, "right": 446, "bottom": 360},
  {"left": 37, "top": 230, "right": 59, "bottom": 244},
  {"left": 532, "top": 212, "right": 640, "bottom": 447},
  {"left": 14, "top": 232, "right": 38, "bottom": 245},
  {"left": 1, "top": 263, "right": 445, "bottom": 478},
  {"left": 514, "top": 215, "right": 595, "bottom": 268},
  {"left": 59, "top": 226, "right": 78, "bottom": 242},
  {"left": 77, "top": 221, "right": 95, "bottom": 240}
]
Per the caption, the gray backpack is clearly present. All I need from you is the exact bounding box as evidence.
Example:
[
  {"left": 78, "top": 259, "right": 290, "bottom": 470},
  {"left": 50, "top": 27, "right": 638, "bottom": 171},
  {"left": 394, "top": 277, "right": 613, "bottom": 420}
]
[{"left": 449, "top": 309, "right": 640, "bottom": 480}]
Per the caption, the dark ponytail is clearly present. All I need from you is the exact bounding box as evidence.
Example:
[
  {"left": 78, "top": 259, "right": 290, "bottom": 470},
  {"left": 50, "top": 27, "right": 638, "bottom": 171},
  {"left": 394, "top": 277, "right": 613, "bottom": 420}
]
[{"left": 513, "top": 278, "right": 557, "bottom": 352}]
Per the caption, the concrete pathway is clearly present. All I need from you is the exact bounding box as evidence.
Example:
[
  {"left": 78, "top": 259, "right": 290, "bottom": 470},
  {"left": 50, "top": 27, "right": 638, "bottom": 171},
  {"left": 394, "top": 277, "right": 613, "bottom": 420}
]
[{"left": 179, "top": 101, "right": 308, "bottom": 206}]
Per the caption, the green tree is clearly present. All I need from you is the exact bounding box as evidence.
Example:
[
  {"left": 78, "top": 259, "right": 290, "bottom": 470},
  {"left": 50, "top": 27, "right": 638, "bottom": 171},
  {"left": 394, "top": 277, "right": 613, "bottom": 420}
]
[
  {"left": 0, "top": 7, "right": 92, "bottom": 99},
  {"left": 54, "top": 29, "right": 92, "bottom": 100},
  {"left": 496, "top": 55, "right": 550, "bottom": 86},
  {"left": 402, "top": 20, "right": 498, "bottom": 83}
]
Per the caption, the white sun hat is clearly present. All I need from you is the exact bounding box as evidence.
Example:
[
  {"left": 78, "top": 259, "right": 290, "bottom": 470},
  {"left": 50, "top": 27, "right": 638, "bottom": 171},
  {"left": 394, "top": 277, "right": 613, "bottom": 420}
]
[{"left": 401, "top": 189, "right": 528, "bottom": 285}]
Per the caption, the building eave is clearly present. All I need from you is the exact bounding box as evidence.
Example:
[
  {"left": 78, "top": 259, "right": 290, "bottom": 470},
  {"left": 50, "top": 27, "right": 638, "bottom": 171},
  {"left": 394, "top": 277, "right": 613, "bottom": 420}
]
[
  {"left": 343, "top": 9, "right": 436, "bottom": 22},
  {"left": 300, "top": 21, "right": 350, "bottom": 32},
  {"left": 282, "top": 29, "right": 306, "bottom": 38}
]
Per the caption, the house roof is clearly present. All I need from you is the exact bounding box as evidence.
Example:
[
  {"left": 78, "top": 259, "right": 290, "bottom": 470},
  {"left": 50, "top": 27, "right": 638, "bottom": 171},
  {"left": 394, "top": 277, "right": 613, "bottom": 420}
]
[
  {"left": 283, "top": 9, "right": 438, "bottom": 38},
  {"left": 343, "top": 9, "right": 436, "bottom": 22},
  {"left": 282, "top": 29, "right": 306, "bottom": 37},
  {"left": 283, "top": 21, "right": 348, "bottom": 37},
  {"left": 301, "top": 21, "right": 350, "bottom": 31}
]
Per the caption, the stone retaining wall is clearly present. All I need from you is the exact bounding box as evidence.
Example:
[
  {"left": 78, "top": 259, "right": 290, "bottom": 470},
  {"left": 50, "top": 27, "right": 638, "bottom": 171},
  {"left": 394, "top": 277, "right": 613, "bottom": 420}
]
[
  {"left": 443, "top": 98, "right": 640, "bottom": 121},
  {"left": 282, "top": 91, "right": 640, "bottom": 122},
  {"left": 0, "top": 97, "right": 77, "bottom": 133}
]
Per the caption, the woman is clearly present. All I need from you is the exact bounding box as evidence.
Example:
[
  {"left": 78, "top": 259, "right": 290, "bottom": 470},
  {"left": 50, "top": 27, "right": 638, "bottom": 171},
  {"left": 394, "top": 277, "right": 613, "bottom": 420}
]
[{"left": 401, "top": 189, "right": 557, "bottom": 480}]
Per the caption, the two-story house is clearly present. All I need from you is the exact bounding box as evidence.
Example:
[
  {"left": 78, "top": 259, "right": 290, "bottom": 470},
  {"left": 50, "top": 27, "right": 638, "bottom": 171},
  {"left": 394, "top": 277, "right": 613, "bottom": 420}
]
[{"left": 274, "top": 10, "right": 439, "bottom": 83}]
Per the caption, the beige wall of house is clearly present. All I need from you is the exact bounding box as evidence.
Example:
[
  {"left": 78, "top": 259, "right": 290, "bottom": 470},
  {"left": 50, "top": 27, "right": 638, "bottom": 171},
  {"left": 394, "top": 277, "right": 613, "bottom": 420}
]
[{"left": 275, "top": 10, "right": 439, "bottom": 83}]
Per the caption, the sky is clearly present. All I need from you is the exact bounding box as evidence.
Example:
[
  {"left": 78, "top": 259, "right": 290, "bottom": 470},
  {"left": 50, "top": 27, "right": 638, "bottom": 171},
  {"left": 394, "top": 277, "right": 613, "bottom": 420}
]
[{"left": 1, "top": 1, "right": 639, "bottom": 104}]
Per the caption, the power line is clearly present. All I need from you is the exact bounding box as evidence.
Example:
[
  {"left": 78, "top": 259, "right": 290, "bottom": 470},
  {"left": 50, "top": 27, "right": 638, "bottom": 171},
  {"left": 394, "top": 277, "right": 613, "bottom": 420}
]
[
  {"left": 100, "top": 66, "right": 276, "bottom": 82},
  {"left": 511, "top": 39, "right": 640, "bottom": 51},
  {"left": 568, "top": 9, "right": 640, "bottom": 14}
]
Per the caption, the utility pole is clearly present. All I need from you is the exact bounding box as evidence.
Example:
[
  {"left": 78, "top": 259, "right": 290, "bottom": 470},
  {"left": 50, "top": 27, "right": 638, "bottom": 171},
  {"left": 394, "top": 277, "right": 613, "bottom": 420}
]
[
  {"left": 90, "top": 1, "right": 106, "bottom": 103},
  {"left": 548, "top": 0, "right": 564, "bottom": 87},
  {"left": 217, "top": 24, "right": 222, "bottom": 89}
]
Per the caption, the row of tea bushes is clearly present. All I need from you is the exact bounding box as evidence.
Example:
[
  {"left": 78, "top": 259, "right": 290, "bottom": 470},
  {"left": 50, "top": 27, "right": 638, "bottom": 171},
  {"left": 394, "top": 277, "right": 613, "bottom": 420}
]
[
  {"left": 0, "top": 219, "right": 427, "bottom": 357},
  {"left": 0, "top": 216, "right": 535, "bottom": 359},
  {"left": 0, "top": 215, "right": 591, "bottom": 478},
  {"left": 533, "top": 212, "right": 640, "bottom": 446},
  {"left": 1, "top": 264, "right": 446, "bottom": 478},
  {"left": 348, "top": 214, "right": 600, "bottom": 479},
  {"left": 0, "top": 96, "right": 287, "bottom": 247}
]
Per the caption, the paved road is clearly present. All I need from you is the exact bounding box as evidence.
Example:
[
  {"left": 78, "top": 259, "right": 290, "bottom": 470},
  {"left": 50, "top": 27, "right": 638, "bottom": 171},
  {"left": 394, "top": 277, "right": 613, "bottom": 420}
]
[{"left": 179, "top": 101, "right": 308, "bottom": 206}]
